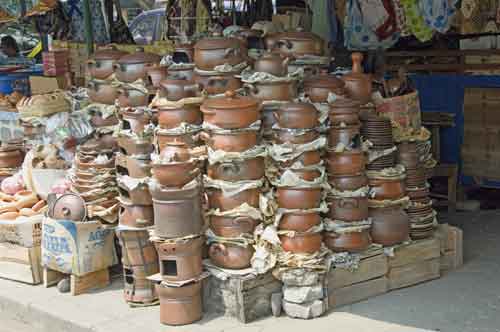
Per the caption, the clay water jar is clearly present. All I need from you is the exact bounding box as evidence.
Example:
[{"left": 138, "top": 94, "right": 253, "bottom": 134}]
[
  {"left": 327, "top": 196, "right": 368, "bottom": 222},
  {"left": 87, "top": 46, "right": 128, "bottom": 80},
  {"left": 328, "top": 173, "right": 368, "bottom": 191},
  {"left": 280, "top": 232, "right": 322, "bottom": 254},
  {"left": 370, "top": 205, "right": 410, "bottom": 246},
  {"left": 206, "top": 187, "right": 260, "bottom": 211},
  {"left": 276, "top": 186, "right": 322, "bottom": 209},
  {"left": 368, "top": 177, "right": 405, "bottom": 201},
  {"left": 87, "top": 80, "right": 118, "bottom": 105},
  {"left": 200, "top": 91, "right": 261, "bottom": 129},
  {"left": 114, "top": 48, "right": 161, "bottom": 83},
  {"left": 194, "top": 71, "right": 242, "bottom": 95},
  {"left": 329, "top": 98, "right": 361, "bottom": 126},
  {"left": 254, "top": 53, "right": 291, "bottom": 76},
  {"left": 279, "top": 211, "right": 321, "bottom": 232},
  {"left": 194, "top": 36, "right": 246, "bottom": 71},
  {"left": 265, "top": 31, "right": 324, "bottom": 56},
  {"left": 304, "top": 70, "right": 346, "bottom": 103},
  {"left": 273, "top": 128, "right": 319, "bottom": 145},
  {"left": 342, "top": 53, "right": 373, "bottom": 104},
  {"left": 157, "top": 104, "right": 202, "bottom": 129},
  {"left": 158, "top": 77, "right": 201, "bottom": 101},
  {"left": 244, "top": 80, "right": 297, "bottom": 102},
  {"left": 200, "top": 130, "right": 259, "bottom": 152},
  {"left": 157, "top": 281, "right": 202, "bottom": 325},
  {"left": 154, "top": 236, "right": 203, "bottom": 281},
  {"left": 209, "top": 215, "right": 260, "bottom": 237},
  {"left": 207, "top": 157, "right": 264, "bottom": 181},
  {"left": 324, "top": 230, "right": 371, "bottom": 253},
  {"left": 326, "top": 149, "right": 365, "bottom": 176},
  {"left": 117, "top": 87, "right": 149, "bottom": 108},
  {"left": 328, "top": 123, "right": 361, "bottom": 147},
  {"left": 209, "top": 242, "right": 254, "bottom": 269},
  {"left": 273, "top": 102, "right": 319, "bottom": 129},
  {"left": 119, "top": 201, "right": 154, "bottom": 228}
]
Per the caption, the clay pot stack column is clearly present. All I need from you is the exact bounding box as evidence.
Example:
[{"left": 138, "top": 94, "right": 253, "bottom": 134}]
[{"left": 200, "top": 91, "right": 263, "bottom": 271}]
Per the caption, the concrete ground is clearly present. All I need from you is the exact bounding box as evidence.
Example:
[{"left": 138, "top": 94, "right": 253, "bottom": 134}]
[{"left": 0, "top": 210, "right": 499, "bottom": 332}]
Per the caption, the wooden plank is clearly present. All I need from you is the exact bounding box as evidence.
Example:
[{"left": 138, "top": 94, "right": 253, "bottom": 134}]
[
  {"left": 43, "top": 268, "right": 66, "bottom": 288},
  {"left": 0, "top": 244, "right": 41, "bottom": 285},
  {"left": 388, "top": 258, "right": 440, "bottom": 290},
  {"left": 388, "top": 237, "right": 441, "bottom": 268},
  {"left": 449, "top": 227, "right": 463, "bottom": 268},
  {"left": 329, "top": 253, "right": 388, "bottom": 290},
  {"left": 328, "top": 277, "right": 388, "bottom": 308},
  {"left": 70, "top": 269, "right": 110, "bottom": 296}
]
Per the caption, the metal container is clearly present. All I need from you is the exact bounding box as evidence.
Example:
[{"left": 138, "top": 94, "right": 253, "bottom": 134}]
[{"left": 154, "top": 236, "right": 203, "bottom": 282}]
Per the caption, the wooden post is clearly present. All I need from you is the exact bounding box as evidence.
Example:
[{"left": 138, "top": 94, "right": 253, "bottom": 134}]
[{"left": 82, "top": 0, "right": 94, "bottom": 55}]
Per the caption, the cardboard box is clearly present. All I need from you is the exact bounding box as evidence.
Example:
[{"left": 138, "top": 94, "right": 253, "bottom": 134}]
[
  {"left": 0, "top": 215, "right": 42, "bottom": 247},
  {"left": 30, "top": 75, "right": 70, "bottom": 95},
  {"left": 376, "top": 91, "right": 422, "bottom": 131},
  {"left": 41, "top": 217, "right": 117, "bottom": 276},
  {"left": 0, "top": 243, "right": 42, "bottom": 284}
]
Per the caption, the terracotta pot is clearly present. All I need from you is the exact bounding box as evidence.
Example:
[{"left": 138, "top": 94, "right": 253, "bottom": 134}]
[
  {"left": 328, "top": 123, "right": 361, "bottom": 147},
  {"left": 329, "top": 98, "right": 361, "bottom": 126},
  {"left": 209, "top": 242, "right": 254, "bottom": 269},
  {"left": 194, "top": 37, "right": 246, "bottom": 71},
  {"left": 167, "top": 65, "right": 194, "bottom": 81},
  {"left": 207, "top": 157, "right": 264, "bottom": 181},
  {"left": 156, "top": 130, "right": 199, "bottom": 150},
  {"left": 370, "top": 205, "right": 410, "bottom": 246},
  {"left": 194, "top": 71, "right": 242, "bottom": 95},
  {"left": 244, "top": 80, "right": 297, "bottom": 102},
  {"left": 328, "top": 173, "right": 368, "bottom": 191},
  {"left": 327, "top": 196, "right": 368, "bottom": 222},
  {"left": 200, "top": 130, "right": 258, "bottom": 152},
  {"left": 273, "top": 128, "right": 319, "bottom": 144},
  {"left": 200, "top": 91, "right": 261, "bottom": 129},
  {"left": 157, "top": 104, "right": 201, "bottom": 129},
  {"left": 154, "top": 236, "right": 203, "bottom": 281},
  {"left": 50, "top": 193, "right": 86, "bottom": 221},
  {"left": 279, "top": 150, "right": 322, "bottom": 168},
  {"left": 116, "top": 136, "right": 153, "bottom": 156},
  {"left": 120, "top": 109, "right": 151, "bottom": 134},
  {"left": 146, "top": 65, "right": 168, "bottom": 88},
  {"left": 254, "top": 53, "right": 291, "bottom": 76},
  {"left": 273, "top": 102, "right": 319, "bottom": 129},
  {"left": 265, "top": 32, "right": 324, "bottom": 56},
  {"left": 261, "top": 105, "right": 278, "bottom": 133},
  {"left": 173, "top": 43, "right": 195, "bottom": 63},
  {"left": 87, "top": 80, "right": 118, "bottom": 105},
  {"left": 87, "top": 46, "right": 128, "bottom": 80},
  {"left": 342, "top": 53, "right": 373, "bottom": 104},
  {"left": 158, "top": 77, "right": 201, "bottom": 101},
  {"left": 288, "top": 62, "right": 323, "bottom": 79},
  {"left": 152, "top": 162, "right": 199, "bottom": 187},
  {"left": 150, "top": 181, "right": 203, "bottom": 238},
  {"left": 159, "top": 141, "right": 192, "bottom": 162},
  {"left": 304, "top": 71, "right": 346, "bottom": 103},
  {"left": 280, "top": 232, "right": 322, "bottom": 254},
  {"left": 126, "top": 156, "right": 151, "bottom": 178},
  {"left": 118, "top": 182, "right": 152, "bottom": 205},
  {"left": 117, "top": 87, "right": 149, "bottom": 108},
  {"left": 75, "top": 155, "right": 115, "bottom": 170},
  {"left": 397, "top": 141, "right": 419, "bottom": 169},
  {"left": 279, "top": 168, "right": 321, "bottom": 181},
  {"left": 90, "top": 113, "right": 119, "bottom": 127},
  {"left": 206, "top": 188, "right": 260, "bottom": 211},
  {"left": 114, "top": 48, "right": 161, "bottom": 83},
  {"left": 0, "top": 148, "right": 23, "bottom": 168},
  {"left": 368, "top": 177, "right": 405, "bottom": 200},
  {"left": 324, "top": 230, "right": 372, "bottom": 253},
  {"left": 276, "top": 186, "right": 322, "bottom": 209},
  {"left": 326, "top": 149, "right": 365, "bottom": 176},
  {"left": 209, "top": 215, "right": 260, "bottom": 237},
  {"left": 119, "top": 201, "right": 154, "bottom": 228},
  {"left": 157, "top": 281, "right": 202, "bottom": 325},
  {"left": 279, "top": 211, "right": 321, "bottom": 232}
]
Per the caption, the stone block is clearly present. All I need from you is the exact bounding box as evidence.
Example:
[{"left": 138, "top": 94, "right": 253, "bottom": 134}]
[{"left": 283, "top": 283, "right": 323, "bottom": 304}]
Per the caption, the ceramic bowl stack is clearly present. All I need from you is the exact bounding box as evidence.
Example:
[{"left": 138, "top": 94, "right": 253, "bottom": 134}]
[
  {"left": 361, "top": 114, "right": 396, "bottom": 171},
  {"left": 323, "top": 98, "right": 372, "bottom": 253},
  {"left": 398, "top": 141, "right": 436, "bottom": 240},
  {"left": 200, "top": 91, "right": 263, "bottom": 272}
]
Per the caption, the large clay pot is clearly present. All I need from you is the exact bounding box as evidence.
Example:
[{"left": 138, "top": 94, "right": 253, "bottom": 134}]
[
  {"left": 87, "top": 46, "right": 128, "bottom": 80},
  {"left": 194, "top": 37, "right": 246, "bottom": 71},
  {"left": 200, "top": 130, "right": 259, "bottom": 152},
  {"left": 206, "top": 187, "right": 260, "bottom": 211},
  {"left": 276, "top": 187, "right": 322, "bottom": 209},
  {"left": 207, "top": 157, "right": 264, "bottom": 181},
  {"left": 151, "top": 162, "right": 199, "bottom": 187},
  {"left": 327, "top": 196, "right": 368, "bottom": 222},
  {"left": 158, "top": 77, "right": 201, "bottom": 101},
  {"left": 194, "top": 71, "right": 242, "bottom": 95},
  {"left": 157, "top": 104, "right": 202, "bottom": 129},
  {"left": 324, "top": 230, "right": 372, "bottom": 253},
  {"left": 328, "top": 123, "right": 361, "bottom": 148},
  {"left": 304, "top": 71, "right": 346, "bottom": 103},
  {"left": 87, "top": 80, "right": 118, "bottom": 105},
  {"left": 370, "top": 205, "right": 410, "bottom": 246},
  {"left": 273, "top": 102, "right": 319, "bottom": 129},
  {"left": 328, "top": 173, "right": 368, "bottom": 191},
  {"left": 156, "top": 130, "right": 200, "bottom": 150},
  {"left": 279, "top": 211, "right": 321, "bottom": 232},
  {"left": 209, "top": 242, "right": 254, "bottom": 269},
  {"left": 114, "top": 48, "right": 161, "bottom": 83},
  {"left": 280, "top": 232, "right": 322, "bottom": 254},
  {"left": 157, "top": 281, "right": 202, "bottom": 325},
  {"left": 265, "top": 32, "right": 324, "bottom": 56},
  {"left": 326, "top": 149, "right": 365, "bottom": 176},
  {"left": 254, "top": 53, "right": 291, "bottom": 76},
  {"left": 342, "top": 53, "right": 373, "bottom": 104},
  {"left": 209, "top": 215, "right": 260, "bottom": 237},
  {"left": 244, "top": 80, "right": 297, "bottom": 102},
  {"left": 368, "top": 177, "right": 405, "bottom": 201},
  {"left": 329, "top": 98, "right": 361, "bottom": 126}
]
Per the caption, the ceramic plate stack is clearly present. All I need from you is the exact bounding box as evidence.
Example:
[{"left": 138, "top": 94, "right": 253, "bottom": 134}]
[
  {"left": 361, "top": 114, "right": 396, "bottom": 170},
  {"left": 398, "top": 141, "right": 436, "bottom": 240}
]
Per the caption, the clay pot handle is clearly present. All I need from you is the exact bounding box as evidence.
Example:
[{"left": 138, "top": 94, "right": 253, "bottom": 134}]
[
  {"left": 224, "top": 47, "right": 239, "bottom": 58},
  {"left": 62, "top": 207, "right": 71, "bottom": 217},
  {"left": 351, "top": 52, "right": 364, "bottom": 74},
  {"left": 209, "top": 243, "right": 228, "bottom": 256},
  {"left": 117, "top": 88, "right": 127, "bottom": 97},
  {"left": 112, "top": 63, "right": 121, "bottom": 71},
  {"left": 339, "top": 197, "right": 359, "bottom": 208}
]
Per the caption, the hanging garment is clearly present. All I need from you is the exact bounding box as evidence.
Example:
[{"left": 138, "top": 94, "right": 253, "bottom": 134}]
[
  {"left": 460, "top": 0, "right": 497, "bottom": 34},
  {"left": 359, "top": 0, "right": 389, "bottom": 31},
  {"left": 344, "top": 0, "right": 400, "bottom": 50},
  {"left": 400, "top": 0, "right": 433, "bottom": 42},
  {"left": 375, "top": 0, "right": 399, "bottom": 40},
  {"left": 312, "top": 0, "right": 331, "bottom": 45},
  {"left": 106, "top": 0, "right": 135, "bottom": 44},
  {"left": 419, "top": 0, "right": 459, "bottom": 33},
  {"left": 66, "top": 0, "right": 110, "bottom": 44},
  {"left": 392, "top": 0, "right": 411, "bottom": 36}
]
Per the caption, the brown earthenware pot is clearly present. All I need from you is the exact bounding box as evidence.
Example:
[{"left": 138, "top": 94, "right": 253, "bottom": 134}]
[
  {"left": 209, "top": 242, "right": 254, "bottom": 269},
  {"left": 244, "top": 80, "right": 297, "bottom": 102},
  {"left": 273, "top": 128, "right": 319, "bottom": 145},
  {"left": 156, "top": 130, "right": 200, "bottom": 150},
  {"left": 151, "top": 162, "right": 199, "bottom": 187},
  {"left": 119, "top": 200, "right": 154, "bottom": 228},
  {"left": 324, "top": 230, "right": 371, "bottom": 253},
  {"left": 200, "top": 130, "right": 259, "bottom": 152},
  {"left": 329, "top": 98, "right": 361, "bottom": 126},
  {"left": 370, "top": 205, "right": 410, "bottom": 246},
  {"left": 194, "top": 37, "right": 246, "bottom": 71},
  {"left": 273, "top": 102, "right": 319, "bottom": 129},
  {"left": 194, "top": 71, "right": 242, "bottom": 95},
  {"left": 328, "top": 173, "right": 368, "bottom": 191},
  {"left": 279, "top": 150, "right": 322, "bottom": 168},
  {"left": 254, "top": 53, "right": 291, "bottom": 76},
  {"left": 280, "top": 232, "right": 322, "bottom": 254},
  {"left": 304, "top": 71, "right": 346, "bottom": 103},
  {"left": 158, "top": 77, "right": 201, "bottom": 101},
  {"left": 207, "top": 157, "right": 264, "bottom": 181},
  {"left": 87, "top": 46, "right": 128, "bottom": 80},
  {"left": 279, "top": 168, "right": 322, "bottom": 182},
  {"left": 368, "top": 177, "right": 406, "bottom": 201},
  {"left": 156, "top": 281, "right": 202, "bottom": 325},
  {"left": 209, "top": 215, "right": 260, "bottom": 237},
  {"left": 327, "top": 195, "right": 368, "bottom": 222},
  {"left": 0, "top": 148, "right": 23, "bottom": 168},
  {"left": 146, "top": 65, "right": 168, "bottom": 88},
  {"left": 114, "top": 48, "right": 161, "bottom": 83},
  {"left": 279, "top": 211, "right": 321, "bottom": 232},
  {"left": 276, "top": 186, "right": 322, "bottom": 209},
  {"left": 265, "top": 32, "right": 324, "bottom": 56},
  {"left": 342, "top": 53, "right": 373, "bottom": 104},
  {"left": 327, "top": 123, "right": 361, "bottom": 147},
  {"left": 87, "top": 80, "right": 119, "bottom": 105},
  {"left": 326, "top": 149, "right": 365, "bottom": 176},
  {"left": 157, "top": 104, "right": 202, "bottom": 129},
  {"left": 117, "top": 87, "right": 149, "bottom": 108},
  {"left": 206, "top": 187, "right": 260, "bottom": 211}
]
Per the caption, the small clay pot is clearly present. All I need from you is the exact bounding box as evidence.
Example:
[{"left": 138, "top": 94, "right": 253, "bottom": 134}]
[
  {"left": 200, "top": 130, "right": 259, "bottom": 152},
  {"left": 276, "top": 186, "right": 322, "bottom": 209},
  {"left": 273, "top": 128, "right": 319, "bottom": 145},
  {"left": 209, "top": 242, "right": 254, "bottom": 269},
  {"left": 329, "top": 98, "right": 361, "bottom": 126},
  {"left": 279, "top": 211, "right": 321, "bottom": 232},
  {"left": 304, "top": 71, "right": 346, "bottom": 103},
  {"left": 328, "top": 173, "right": 368, "bottom": 191},
  {"left": 324, "top": 230, "right": 372, "bottom": 253},
  {"left": 254, "top": 53, "right": 291, "bottom": 76},
  {"left": 209, "top": 215, "right": 260, "bottom": 237},
  {"left": 368, "top": 177, "right": 406, "bottom": 201},
  {"left": 370, "top": 205, "right": 410, "bottom": 246},
  {"left": 207, "top": 157, "right": 264, "bottom": 181},
  {"left": 327, "top": 196, "right": 368, "bottom": 222},
  {"left": 280, "top": 232, "right": 322, "bottom": 254},
  {"left": 273, "top": 102, "right": 319, "bottom": 129},
  {"left": 244, "top": 80, "right": 298, "bottom": 102},
  {"left": 0, "top": 148, "right": 23, "bottom": 169},
  {"left": 326, "top": 149, "right": 365, "bottom": 176},
  {"left": 328, "top": 123, "right": 361, "bottom": 148},
  {"left": 158, "top": 78, "right": 201, "bottom": 101},
  {"left": 342, "top": 53, "right": 373, "bottom": 104},
  {"left": 206, "top": 188, "right": 260, "bottom": 211},
  {"left": 151, "top": 162, "right": 199, "bottom": 187},
  {"left": 194, "top": 71, "right": 242, "bottom": 95}
]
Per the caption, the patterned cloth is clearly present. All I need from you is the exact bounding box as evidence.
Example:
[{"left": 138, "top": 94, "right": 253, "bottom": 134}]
[
  {"left": 65, "top": 0, "right": 110, "bottom": 44},
  {"left": 400, "top": 0, "right": 434, "bottom": 42},
  {"left": 420, "top": 0, "right": 459, "bottom": 33}
]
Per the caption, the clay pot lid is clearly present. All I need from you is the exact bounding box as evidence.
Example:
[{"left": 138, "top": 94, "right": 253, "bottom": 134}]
[
  {"left": 279, "top": 102, "right": 317, "bottom": 114},
  {"left": 343, "top": 52, "right": 371, "bottom": 81},
  {"left": 50, "top": 193, "right": 87, "bottom": 221},
  {"left": 93, "top": 45, "right": 128, "bottom": 60},
  {"left": 194, "top": 37, "right": 242, "bottom": 50},
  {"left": 270, "top": 31, "right": 322, "bottom": 41},
  {"left": 330, "top": 98, "right": 361, "bottom": 108},
  {"left": 304, "top": 70, "right": 345, "bottom": 88},
  {"left": 202, "top": 90, "right": 259, "bottom": 109},
  {"left": 118, "top": 47, "right": 161, "bottom": 64}
]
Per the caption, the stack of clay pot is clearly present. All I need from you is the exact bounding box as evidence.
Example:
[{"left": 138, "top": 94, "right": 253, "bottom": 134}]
[
  {"left": 324, "top": 97, "right": 372, "bottom": 253},
  {"left": 148, "top": 138, "right": 204, "bottom": 325},
  {"left": 201, "top": 91, "right": 262, "bottom": 271},
  {"left": 398, "top": 141, "right": 435, "bottom": 240}
]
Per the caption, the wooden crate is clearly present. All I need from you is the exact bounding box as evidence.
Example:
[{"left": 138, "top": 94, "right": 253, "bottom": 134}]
[
  {"left": 203, "top": 272, "right": 282, "bottom": 323},
  {"left": 43, "top": 267, "right": 110, "bottom": 296},
  {"left": 437, "top": 225, "right": 463, "bottom": 273},
  {"left": 0, "top": 243, "right": 42, "bottom": 285},
  {"left": 387, "top": 237, "right": 441, "bottom": 268},
  {"left": 328, "top": 277, "right": 388, "bottom": 308}
]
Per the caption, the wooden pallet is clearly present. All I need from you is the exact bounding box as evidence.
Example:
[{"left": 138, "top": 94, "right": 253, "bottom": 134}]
[
  {"left": 0, "top": 243, "right": 42, "bottom": 285},
  {"left": 43, "top": 267, "right": 110, "bottom": 296}
]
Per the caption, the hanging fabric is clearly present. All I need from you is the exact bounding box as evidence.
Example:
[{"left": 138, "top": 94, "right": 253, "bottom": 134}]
[
  {"left": 399, "top": 0, "right": 433, "bottom": 42},
  {"left": 344, "top": 0, "right": 400, "bottom": 50},
  {"left": 67, "top": 0, "right": 110, "bottom": 44},
  {"left": 106, "top": 0, "right": 135, "bottom": 44},
  {"left": 460, "top": 0, "right": 497, "bottom": 34},
  {"left": 419, "top": 0, "right": 459, "bottom": 33},
  {"left": 391, "top": 0, "right": 411, "bottom": 36}
]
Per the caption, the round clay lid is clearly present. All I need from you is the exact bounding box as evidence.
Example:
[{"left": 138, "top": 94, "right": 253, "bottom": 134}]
[
  {"left": 50, "top": 193, "right": 87, "bottom": 221},
  {"left": 304, "top": 71, "right": 345, "bottom": 89},
  {"left": 93, "top": 46, "right": 128, "bottom": 60},
  {"left": 118, "top": 47, "right": 161, "bottom": 64},
  {"left": 279, "top": 102, "right": 317, "bottom": 113},
  {"left": 202, "top": 91, "right": 259, "bottom": 109},
  {"left": 194, "top": 37, "right": 242, "bottom": 50}
]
